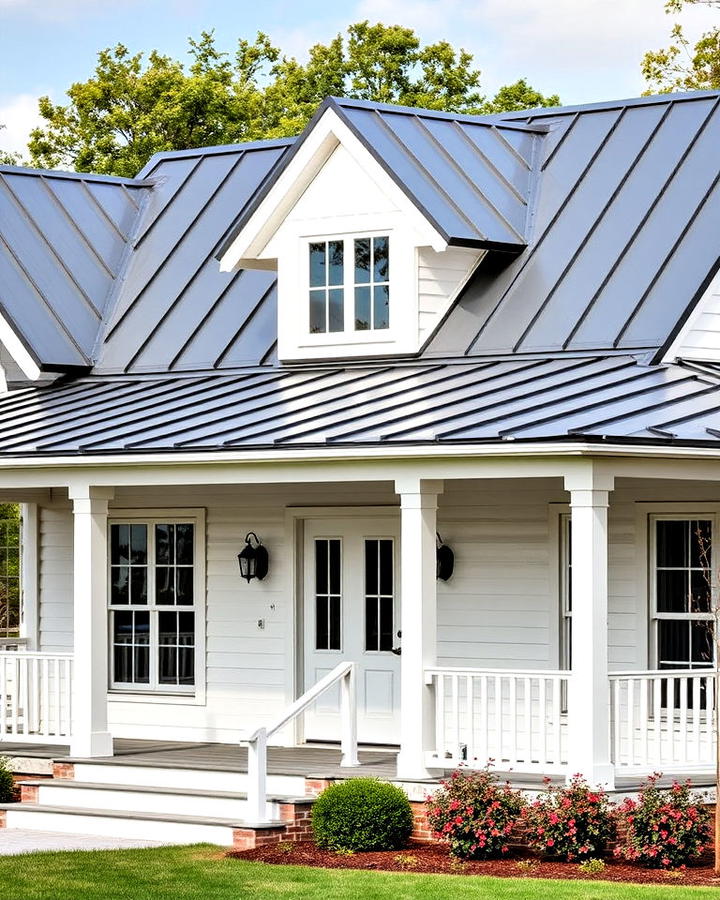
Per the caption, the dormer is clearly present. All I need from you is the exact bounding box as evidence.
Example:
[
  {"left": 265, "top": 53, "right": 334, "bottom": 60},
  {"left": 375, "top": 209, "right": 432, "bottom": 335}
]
[{"left": 219, "top": 99, "right": 536, "bottom": 361}]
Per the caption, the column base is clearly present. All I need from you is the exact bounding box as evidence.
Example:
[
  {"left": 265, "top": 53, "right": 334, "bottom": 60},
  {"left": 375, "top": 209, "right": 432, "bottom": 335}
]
[
  {"left": 70, "top": 731, "right": 114, "bottom": 759},
  {"left": 566, "top": 763, "right": 615, "bottom": 791},
  {"left": 396, "top": 750, "right": 442, "bottom": 782}
]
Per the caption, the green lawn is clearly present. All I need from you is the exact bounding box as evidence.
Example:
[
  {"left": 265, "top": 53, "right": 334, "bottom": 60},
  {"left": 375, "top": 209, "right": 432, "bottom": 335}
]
[{"left": 0, "top": 846, "right": 718, "bottom": 900}]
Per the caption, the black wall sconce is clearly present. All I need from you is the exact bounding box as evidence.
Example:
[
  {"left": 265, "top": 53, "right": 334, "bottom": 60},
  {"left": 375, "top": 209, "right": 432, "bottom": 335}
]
[
  {"left": 238, "top": 532, "right": 269, "bottom": 582},
  {"left": 436, "top": 532, "right": 455, "bottom": 582}
]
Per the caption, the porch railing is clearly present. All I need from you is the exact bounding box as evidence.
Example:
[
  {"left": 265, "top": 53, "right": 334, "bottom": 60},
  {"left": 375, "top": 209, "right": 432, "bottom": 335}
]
[
  {"left": 245, "top": 661, "right": 360, "bottom": 822},
  {"left": 610, "top": 670, "right": 716, "bottom": 771},
  {"left": 425, "top": 668, "right": 570, "bottom": 773},
  {"left": 0, "top": 651, "right": 72, "bottom": 743}
]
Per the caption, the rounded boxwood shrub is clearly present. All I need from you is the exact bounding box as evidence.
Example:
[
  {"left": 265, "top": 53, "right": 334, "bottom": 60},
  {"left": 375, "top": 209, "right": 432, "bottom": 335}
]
[
  {"left": 311, "top": 777, "right": 413, "bottom": 851},
  {"left": 0, "top": 757, "right": 14, "bottom": 803}
]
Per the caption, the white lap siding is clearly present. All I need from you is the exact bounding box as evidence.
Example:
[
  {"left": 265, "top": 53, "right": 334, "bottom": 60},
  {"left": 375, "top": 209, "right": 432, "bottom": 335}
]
[{"left": 34, "top": 475, "right": 720, "bottom": 743}]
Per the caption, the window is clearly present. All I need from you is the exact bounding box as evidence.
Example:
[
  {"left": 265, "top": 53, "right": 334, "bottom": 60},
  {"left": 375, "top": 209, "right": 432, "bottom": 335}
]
[
  {"left": 560, "top": 515, "right": 572, "bottom": 670},
  {"left": 364, "top": 538, "right": 394, "bottom": 652},
  {"left": 0, "top": 510, "right": 20, "bottom": 639},
  {"left": 109, "top": 520, "right": 198, "bottom": 692},
  {"left": 315, "top": 538, "right": 341, "bottom": 651},
  {"left": 652, "top": 518, "right": 714, "bottom": 671},
  {"left": 307, "top": 235, "right": 390, "bottom": 335}
]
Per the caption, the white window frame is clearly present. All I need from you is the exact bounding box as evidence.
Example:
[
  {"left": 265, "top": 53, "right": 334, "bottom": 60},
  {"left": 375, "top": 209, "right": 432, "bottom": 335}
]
[
  {"left": 649, "top": 512, "right": 716, "bottom": 671},
  {"left": 559, "top": 513, "right": 572, "bottom": 671},
  {"left": 304, "top": 230, "right": 394, "bottom": 343},
  {"left": 107, "top": 508, "right": 206, "bottom": 702}
]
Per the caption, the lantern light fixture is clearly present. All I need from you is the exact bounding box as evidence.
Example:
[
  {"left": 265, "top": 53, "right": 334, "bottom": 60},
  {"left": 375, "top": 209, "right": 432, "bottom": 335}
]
[
  {"left": 436, "top": 532, "right": 455, "bottom": 582},
  {"left": 238, "top": 532, "right": 269, "bottom": 583}
]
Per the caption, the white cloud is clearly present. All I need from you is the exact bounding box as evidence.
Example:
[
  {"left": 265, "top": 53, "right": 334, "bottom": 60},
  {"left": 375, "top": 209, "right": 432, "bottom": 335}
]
[{"left": 0, "top": 94, "right": 42, "bottom": 157}]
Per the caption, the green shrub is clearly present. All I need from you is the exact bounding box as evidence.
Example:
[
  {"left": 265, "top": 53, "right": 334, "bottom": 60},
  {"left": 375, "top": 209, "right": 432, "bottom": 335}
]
[
  {"left": 0, "top": 757, "right": 15, "bottom": 802},
  {"left": 311, "top": 778, "right": 413, "bottom": 852}
]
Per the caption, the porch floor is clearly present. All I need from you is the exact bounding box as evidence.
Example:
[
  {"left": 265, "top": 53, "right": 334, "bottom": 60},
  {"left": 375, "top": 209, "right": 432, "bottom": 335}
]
[{"left": 0, "top": 739, "right": 714, "bottom": 792}]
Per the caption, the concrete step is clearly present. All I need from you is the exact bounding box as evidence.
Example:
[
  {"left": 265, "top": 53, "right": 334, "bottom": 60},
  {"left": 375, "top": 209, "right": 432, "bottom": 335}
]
[
  {"left": 0, "top": 804, "right": 284, "bottom": 846},
  {"left": 64, "top": 761, "right": 306, "bottom": 795},
  {"left": 20, "top": 780, "right": 288, "bottom": 820}
]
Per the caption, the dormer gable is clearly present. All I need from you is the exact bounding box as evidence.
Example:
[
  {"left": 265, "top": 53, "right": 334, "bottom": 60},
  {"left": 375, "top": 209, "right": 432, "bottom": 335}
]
[{"left": 219, "top": 99, "right": 536, "bottom": 361}]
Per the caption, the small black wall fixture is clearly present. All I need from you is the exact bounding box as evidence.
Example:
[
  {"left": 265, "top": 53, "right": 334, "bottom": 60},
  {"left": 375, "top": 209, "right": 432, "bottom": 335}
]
[
  {"left": 436, "top": 532, "right": 455, "bottom": 582},
  {"left": 238, "top": 532, "right": 269, "bottom": 583}
]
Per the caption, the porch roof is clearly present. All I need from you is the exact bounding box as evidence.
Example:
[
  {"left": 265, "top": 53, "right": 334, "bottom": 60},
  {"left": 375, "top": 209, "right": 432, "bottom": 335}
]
[{"left": 1, "top": 354, "right": 720, "bottom": 453}]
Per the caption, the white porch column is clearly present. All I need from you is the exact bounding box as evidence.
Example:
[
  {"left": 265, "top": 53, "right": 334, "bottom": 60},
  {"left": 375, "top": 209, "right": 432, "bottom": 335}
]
[
  {"left": 69, "top": 485, "right": 114, "bottom": 758},
  {"left": 564, "top": 467, "right": 614, "bottom": 788},
  {"left": 395, "top": 477, "right": 443, "bottom": 780}
]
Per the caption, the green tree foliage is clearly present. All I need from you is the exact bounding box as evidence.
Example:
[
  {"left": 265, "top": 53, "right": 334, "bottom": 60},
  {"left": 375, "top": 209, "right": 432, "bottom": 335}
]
[
  {"left": 28, "top": 24, "right": 560, "bottom": 177},
  {"left": 643, "top": 0, "right": 720, "bottom": 93}
]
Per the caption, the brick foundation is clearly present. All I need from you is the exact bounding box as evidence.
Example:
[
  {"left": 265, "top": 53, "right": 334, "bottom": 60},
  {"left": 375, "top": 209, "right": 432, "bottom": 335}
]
[
  {"left": 19, "top": 784, "right": 39, "bottom": 803},
  {"left": 304, "top": 777, "right": 338, "bottom": 797},
  {"left": 410, "top": 800, "right": 434, "bottom": 842},
  {"left": 52, "top": 763, "right": 75, "bottom": 780},
  {"left": 0, "top": 810, "right": 6, "bottom": 828},
  {"left": 232, "top": 798, "right": 316, "bottom": 850},
  {"left": 232, "top": 825, "right": 287, "bottom": 850}
]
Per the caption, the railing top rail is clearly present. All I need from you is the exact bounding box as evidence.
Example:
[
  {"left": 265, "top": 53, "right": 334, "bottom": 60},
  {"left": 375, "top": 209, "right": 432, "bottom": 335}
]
[
  {"left": 247, "top": 661, "right": 354, "bottom": 743},
  {"left": 425, "top": 667, "right": 569, "bottom": 678},
  {"left": 0, "top": 638, "right": 27, "bottom": 647},
  {"left": 0, "top": 650, "right": 73, "bottom": 660},
  {"left": 610, "top": 668, "right": 716, "bottom": 679}
]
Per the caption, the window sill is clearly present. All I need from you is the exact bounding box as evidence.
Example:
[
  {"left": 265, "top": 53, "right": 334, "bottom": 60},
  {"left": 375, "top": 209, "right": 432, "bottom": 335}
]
[{"left": 108, "top": 689, "right": 206, "bottom": 707}]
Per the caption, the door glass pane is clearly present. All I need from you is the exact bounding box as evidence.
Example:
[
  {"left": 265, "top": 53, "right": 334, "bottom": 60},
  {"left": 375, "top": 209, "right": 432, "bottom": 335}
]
[
  {"left": 315, "top": 539, "right": 341, "bottom": 651},
  {"left": 364, "top": 539, "right": 394, "bottom": 651}
]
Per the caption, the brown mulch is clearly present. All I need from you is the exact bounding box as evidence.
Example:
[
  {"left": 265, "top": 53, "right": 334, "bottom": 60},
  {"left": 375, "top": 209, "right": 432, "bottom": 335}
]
[{"left": 229, "top": 841, "right": 720, "bottom": 886}]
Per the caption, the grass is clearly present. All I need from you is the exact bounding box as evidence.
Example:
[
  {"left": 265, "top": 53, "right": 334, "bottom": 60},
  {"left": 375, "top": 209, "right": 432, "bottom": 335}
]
[{"left": 0, "top": 846, "right": 719, "bottom": 900}]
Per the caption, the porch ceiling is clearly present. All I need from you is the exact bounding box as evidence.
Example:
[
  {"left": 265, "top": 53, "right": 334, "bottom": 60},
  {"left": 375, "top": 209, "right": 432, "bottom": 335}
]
[{"left": 1, "top": 356, "right": 720, "bottom": 454}]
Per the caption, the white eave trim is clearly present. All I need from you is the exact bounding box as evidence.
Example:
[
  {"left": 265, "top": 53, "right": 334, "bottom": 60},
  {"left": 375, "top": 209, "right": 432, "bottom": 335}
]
[
  {"left": 0, "top": 310, "right": 41, "bottom": 380},
  {"left": 219, "top": 107, "right": 447, "bottom": 272}
]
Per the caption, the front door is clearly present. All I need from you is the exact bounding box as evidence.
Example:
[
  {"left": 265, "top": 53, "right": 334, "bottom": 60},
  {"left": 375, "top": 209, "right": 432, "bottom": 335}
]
[{"left": 303, "top": 516, "right": 401, "bottom": 745}]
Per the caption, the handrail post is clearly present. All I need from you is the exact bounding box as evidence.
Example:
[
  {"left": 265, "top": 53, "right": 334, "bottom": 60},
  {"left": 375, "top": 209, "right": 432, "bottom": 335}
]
[
  {"left": 340, "top": 663, "right": 359, "bottom": 767},
  {"left": 246, "top": 727, "right": 268, "bottom": 822}
]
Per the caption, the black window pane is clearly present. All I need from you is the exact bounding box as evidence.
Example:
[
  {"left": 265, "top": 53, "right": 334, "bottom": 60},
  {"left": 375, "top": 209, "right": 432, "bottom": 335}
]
[
  {"left": 316, "top": 595, "right": 329, "bottom": 650},
  {"left": 310, "top": 290, "right": 326, "bottom": 333},
  {"left": 690, "top": 569, "right": 711, "bottom": 613},
  {"left": 114, "top": 645, "right": 132, "bottom": 683},
  {"left": 365, "top": 596, "right": 378, "bottom": 652},
  {"left": 155, "top": 524, "right": 174, "bottom": 565},
  {"left": 175, "top": 524, "right": 194, "bottom": 565},
  {"left": 689, "top": 520, "right": 712, "bottom": 569},
  {"left": 328, "top": 288, "right": 344, "bottom": 332},
  {"left": 135, "top": 611, "right": 150, "bottom": 642},
  {"left": 354, "top": 238, "right": 371, "bottom": 283},
  {"left": 329, "top": 540, "right": 341, "bottom": 595},
  {"left": 135, "top": 645, "right": 150, "bottom": 683},
  {"left": 379, "top": 540, "right": 393, "bottom": 595},
  {"left": 176, "top": 568, "right": 194, "bottom": 605},
  {"left": 691, "top": 620, "right": 714, "bottom": 666},
  {"left": 373, "top": 284, "right": 390, "bottom": 329},
  {"left": 130, "top": 568, "right": 147, "bottom": 606},
  {"left": 156, "top": 567, "right": 175, "bottom": 605},
  {"left": 178, "top": 647, "right": 195, "bottom": 685},
  {"left": 130, "top": 525, "right": 147, "bottom": 565},
  {"left": 379, "top": 596, "right": 394, "bottom": 651},
  {"left": 365, "top": 540, "right": 378, "bottom": 596},
  {"left": 328, "top": 240, "right": 344, "bottom": 286},
  {"left": 111, "top": 567, "right": 129, "bottom": 605},
  {"left": 158, "top": 611, "right": 177, "bottom": 645},
  {"left": 374, "top": 236, "right": 389, "bottom": 281},
  {"left": 113, "top": 610, "right": 133, "bottom": 641},
  {"left": 309, "top": 242, "right": 325, "bottom": 287},
  {"left": 657, "top": 569, "right": 688, "bottom": 613},
  {"left": 315, "top": 540, "right": 328, "bottom": 595},
  {"left": 159, "top": 646, "right": 177, "bottom": 684},
  {"left": 657, "top": 520, "right": 688, "bottom": 568},
  {"left": 179, "top": 612, "right": 195, "bottom": 643},
  {"left": 659, "top": 619, "right": 689, "bottom": 667},
  {"left": 354, "top": 286, "right": 371, "bottom": 330},
  {"left": 111, "top": 525, "right": 129, "bottom": 565},
  {"left": 329, "top": 596, "right": 341, "bottom": 650}
]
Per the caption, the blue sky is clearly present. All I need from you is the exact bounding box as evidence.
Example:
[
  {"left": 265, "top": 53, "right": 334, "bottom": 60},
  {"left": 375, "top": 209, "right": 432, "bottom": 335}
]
[{"left": 1, "top": 0, "right": 718, "bottom": 155}]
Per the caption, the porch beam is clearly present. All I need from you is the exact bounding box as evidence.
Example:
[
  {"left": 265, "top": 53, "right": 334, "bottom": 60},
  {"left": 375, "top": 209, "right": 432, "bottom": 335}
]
[
  {"left": 69, "top": 484, "right": 114, "bottom": 758},
  {"left": 565, "top": 465, "right": 615, "bottom": 788},
  {"left": 395, "top": 476, "right": 443, "bottom": 780}
]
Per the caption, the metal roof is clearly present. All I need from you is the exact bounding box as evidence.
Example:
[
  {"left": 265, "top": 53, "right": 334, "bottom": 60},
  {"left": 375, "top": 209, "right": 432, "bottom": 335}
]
[
  {"left": 428, "top": 91, "right": 720, "bottom": 358},
  {"left": 1, "top": 356, "right": 720, "bottom": 453},
  {"left": 0, "top": 166, "right": 149, "bottom": 370}
]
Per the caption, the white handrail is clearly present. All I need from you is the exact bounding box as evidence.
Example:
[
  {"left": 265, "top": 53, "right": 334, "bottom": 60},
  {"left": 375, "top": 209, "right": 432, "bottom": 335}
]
[{"left": 245, "top": 661, "right": 359, "bottom": 822}]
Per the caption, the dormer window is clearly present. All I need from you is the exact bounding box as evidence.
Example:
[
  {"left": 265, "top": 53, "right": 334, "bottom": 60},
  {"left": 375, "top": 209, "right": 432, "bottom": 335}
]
[{"left": 307, "top": 235, "right": 390, "bottom": 335}]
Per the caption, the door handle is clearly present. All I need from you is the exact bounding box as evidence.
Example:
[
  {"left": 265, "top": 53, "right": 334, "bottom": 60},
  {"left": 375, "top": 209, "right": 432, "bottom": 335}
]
[{"left": 392, "top": 629, "right": 402, "bottom": 656}]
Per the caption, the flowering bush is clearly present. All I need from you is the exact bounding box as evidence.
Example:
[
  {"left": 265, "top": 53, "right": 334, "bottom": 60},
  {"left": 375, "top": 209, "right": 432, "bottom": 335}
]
[
  {"left": 523, "top": 775, "right": 614, "bottom": 861},
  {"left": 614, "top": 774, "right": 711, "bottom": 869},
  {"left": 426, "top": 766, "right": 526, "bottom": 859}
]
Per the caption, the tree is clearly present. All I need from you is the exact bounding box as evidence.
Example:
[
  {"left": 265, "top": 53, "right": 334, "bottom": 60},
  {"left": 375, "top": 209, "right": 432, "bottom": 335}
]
[
  {"left": 28, "top": 24, "right": 560, "bottom": 177},
  {"left": 642, "top": 0, "right": 720, "bottom": 93}
]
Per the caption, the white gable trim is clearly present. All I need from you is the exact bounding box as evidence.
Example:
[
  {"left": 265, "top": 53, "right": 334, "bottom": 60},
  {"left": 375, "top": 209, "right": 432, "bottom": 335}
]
[
  {"left": 219, "top": 107, "right": 447, "bottom": 273},
  {"left": 0, "top": 311, "right": 41, "bottom": 380},
  {"left": 664, "top": 269, "right": 720, "bottom": 364}
]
